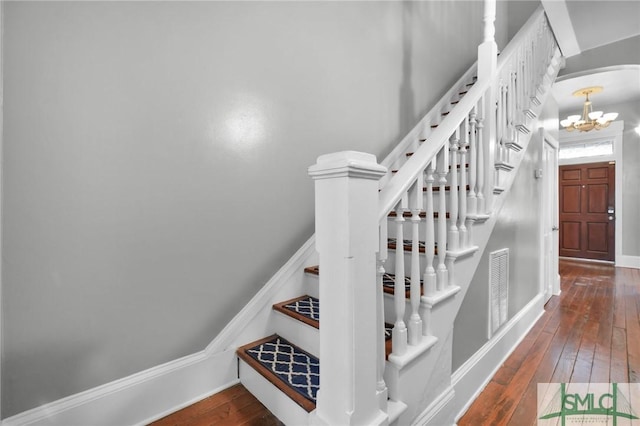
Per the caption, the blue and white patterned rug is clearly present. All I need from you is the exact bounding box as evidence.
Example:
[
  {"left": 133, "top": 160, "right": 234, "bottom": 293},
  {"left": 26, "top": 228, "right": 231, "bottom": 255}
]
[
  {"left": 283, "top": 296, "right": 319, "bottom": 322},
  {"left": 245, "top": 336, "right": 320, "bottom": 404}
]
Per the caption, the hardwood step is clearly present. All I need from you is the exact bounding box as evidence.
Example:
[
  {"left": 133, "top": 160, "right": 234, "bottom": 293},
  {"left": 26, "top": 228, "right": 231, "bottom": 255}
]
[
  {"left": 388, "top": 237, "right": 439, "bottom": 255},
  {"left": 388, "top": 211, "right": 450, "bottom": 219},
  {"left": 273, "top": 295, "right": 319, "bottom": 329},
  {"left": 237, "top": 335, "right": 319, "bottom": 413},
  {"left": 395, "top": 160, "right": 469, "bottom": 168},
  {"left": 429, "top": 184, "right": 470, "bottom": 192},
  {"left": 304, "top": 265, "right": 422, "bottom": 297}
]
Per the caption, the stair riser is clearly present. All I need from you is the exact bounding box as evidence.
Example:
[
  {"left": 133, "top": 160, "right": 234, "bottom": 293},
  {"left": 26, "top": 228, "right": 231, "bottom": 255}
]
[
  {"left": 305, "top": 275, "right": 320, "bottom": 299},
  {"left": 272, "top": 310, "right": 320, "bottom": 357},
  {"left": 238, "top": 358, "right": 311, "bottom": 426}
]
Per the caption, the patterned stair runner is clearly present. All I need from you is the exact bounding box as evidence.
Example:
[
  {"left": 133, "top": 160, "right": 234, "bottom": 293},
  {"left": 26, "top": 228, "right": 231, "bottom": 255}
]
[
  {"left": 274, "top": 295, "right": 394, "bottom": 340},
  {"left": 237, "top": 335, "right": 319, "bottom": 412},
  {"left": 304, "top": 265, "right": 422, "bottom": 296}
]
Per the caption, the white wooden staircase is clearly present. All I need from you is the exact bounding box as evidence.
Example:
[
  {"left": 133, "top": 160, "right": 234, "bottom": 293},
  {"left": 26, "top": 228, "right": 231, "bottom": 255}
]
[{"left": 233, "top": 5, "right": 563, "bottom": 426}]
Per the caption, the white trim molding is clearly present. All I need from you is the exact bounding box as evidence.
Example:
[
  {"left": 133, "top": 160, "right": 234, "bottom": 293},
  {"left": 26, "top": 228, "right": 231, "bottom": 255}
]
[
  {"left": 540, "top": 0, "right": 580, "bottom": 57},
  {"left": 559, "top": 121, "right": 625, "bottom": 268},
  {"left": 2, "top": 235, "right": 318, "bottom": 425},
  {"left": 0, "top": 1, "right": 5, "bottom": 417},
  {"left": 452, "top": 293, "right": 545, "bottom": 422},
  {"left": 2, "top": 350, "right": 238, "bottom": 426},
  {"left": 618, "top": 255, "right": 640, "bottom": 270}
]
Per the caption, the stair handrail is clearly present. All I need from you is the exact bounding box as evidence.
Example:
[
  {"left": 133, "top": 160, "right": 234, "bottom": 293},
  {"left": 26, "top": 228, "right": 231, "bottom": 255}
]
[
  {"left": 379, "top": 6, "right": 547, "bottom": 222},
  {"left": 378, "top": 79, "right": 488, "bottom": 222},
  {"left": 496, "top": 7, "right": 545, "bottom": 72},
  {"left": 379, "top": 62, "right": 478, "bottom": 172}
]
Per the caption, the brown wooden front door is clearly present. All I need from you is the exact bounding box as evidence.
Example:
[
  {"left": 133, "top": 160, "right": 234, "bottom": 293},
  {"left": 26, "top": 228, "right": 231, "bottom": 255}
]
[{"left": 559, "top": 162, "right": 615, "bottom": 261}]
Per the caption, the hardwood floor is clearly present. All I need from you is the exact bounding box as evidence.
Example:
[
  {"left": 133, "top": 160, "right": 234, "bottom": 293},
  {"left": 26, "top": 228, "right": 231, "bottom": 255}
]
[
  {"left": 149, "top": 383, "right": 282, "bottom": 426},
  {"left": 458, "top": 258, "right": 640, "bottom": 425},
  {"left": 151, "top": 258, "right": 638, "bottom": 425}
]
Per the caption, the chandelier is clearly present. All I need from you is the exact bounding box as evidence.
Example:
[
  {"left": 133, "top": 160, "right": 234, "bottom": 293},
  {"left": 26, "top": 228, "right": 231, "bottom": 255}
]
[{"left": 560, "top": 86, "right": 618, "bottom": 132}]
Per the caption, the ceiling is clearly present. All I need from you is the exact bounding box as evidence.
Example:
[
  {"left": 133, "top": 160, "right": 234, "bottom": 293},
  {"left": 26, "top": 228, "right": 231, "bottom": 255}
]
[{"left": 543, "top": 0, "right": 640, "bottom": 114}]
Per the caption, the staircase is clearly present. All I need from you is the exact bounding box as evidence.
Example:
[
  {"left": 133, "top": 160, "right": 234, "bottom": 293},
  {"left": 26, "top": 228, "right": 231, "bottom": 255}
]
[{"left": 233, "top": 5, "right": 562, "bottom": 426}]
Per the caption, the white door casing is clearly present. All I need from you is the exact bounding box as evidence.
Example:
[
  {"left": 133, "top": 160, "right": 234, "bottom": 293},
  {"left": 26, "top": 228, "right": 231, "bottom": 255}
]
[{"left": 540, "top": 129, "right": 560, "bottom": 301}]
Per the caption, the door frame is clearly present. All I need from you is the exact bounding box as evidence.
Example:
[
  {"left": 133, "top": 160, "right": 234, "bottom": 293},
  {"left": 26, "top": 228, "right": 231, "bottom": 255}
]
[
  {"left": 0, "top": 1, "right": 5, "bottom": 416},
  {"left": 558, "top": 120, "right": 624, "bottom": 266},
  {"left": 539, "top": 129, "right": 561, "bottom": 300}
]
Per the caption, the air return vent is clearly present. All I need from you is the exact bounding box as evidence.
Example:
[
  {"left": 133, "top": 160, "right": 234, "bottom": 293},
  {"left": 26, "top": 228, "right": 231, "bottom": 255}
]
[{"left": 488, "top": 248, "right": 509, "bottom": 338}]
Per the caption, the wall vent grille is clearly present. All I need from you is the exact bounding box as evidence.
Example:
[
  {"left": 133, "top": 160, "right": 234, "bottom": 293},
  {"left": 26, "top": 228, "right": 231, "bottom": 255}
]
[{"left": 488, "top": 248, "right": 509, "bottom": 338}]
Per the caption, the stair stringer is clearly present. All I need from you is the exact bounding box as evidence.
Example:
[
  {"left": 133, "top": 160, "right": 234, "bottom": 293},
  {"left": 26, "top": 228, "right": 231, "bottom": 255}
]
[
  {"left": 205, "top": 236, "right": 318, "bottom": 356},
  {"left": 383, "top": 67, "right": 560, "bottom": 426}
]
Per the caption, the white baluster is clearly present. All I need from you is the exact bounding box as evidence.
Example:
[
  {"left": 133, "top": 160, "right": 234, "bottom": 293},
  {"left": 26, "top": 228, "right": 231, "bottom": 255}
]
[
  {"left": 409, "top": 178, "right": 423, "bottom": 346},
  {"left": 423, "top": 162, "right": 437, "bottom": 297},
  {"left": 500, "top": 84, "right": 507, "bottom": 164},
  {"left": 476, "top": 97, "right": 486, "bottom": 214},
  {"left": 459, "top": 119, "right": 468, "bottom": 249},
  {"left": 496, "top": 81, "right": 503, "bottom": 162},
  {"left": 448, "top": 129, "right": 459, "bottom": 251},
  {"left": 517, "top": 48, "right": 525, "bottom": 129},
  {"left": 376, "top": 219, "right": 388, "bottom": 410},
  {"left": 392, "top": 201, "right": 407, "bottom": 356},
  {"left": 509, "top": 68, "right": 517, "bottom": 154},
  {"left": 436, "top": 147, "right": 449, "bottom": 290},
  {"left": 468, "top": 107, "right": 478, "bottom": 216}
]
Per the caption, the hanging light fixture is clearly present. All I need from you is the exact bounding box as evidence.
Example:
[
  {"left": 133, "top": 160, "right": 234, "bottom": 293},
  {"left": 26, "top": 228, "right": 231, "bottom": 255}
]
[{"left": 560, "top": 86, "right": 618, "bottom": 132}]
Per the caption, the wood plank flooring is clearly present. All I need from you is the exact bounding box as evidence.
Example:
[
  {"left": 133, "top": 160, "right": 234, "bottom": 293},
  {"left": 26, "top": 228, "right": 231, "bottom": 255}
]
[
  {"left": 458, "top": 258, "right": 640, "bottom": 425},
  {"left": 149, "top": 383, "right": 282, "bottom": 426}
]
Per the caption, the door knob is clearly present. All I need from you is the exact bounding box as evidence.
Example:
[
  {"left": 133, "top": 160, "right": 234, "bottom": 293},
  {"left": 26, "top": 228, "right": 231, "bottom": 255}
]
[
  {"left": 552, "top": 226, "right": 559, "bottom": 231},
  {"left": 609, "top": 216, "right": 614, "bottom": 221}
]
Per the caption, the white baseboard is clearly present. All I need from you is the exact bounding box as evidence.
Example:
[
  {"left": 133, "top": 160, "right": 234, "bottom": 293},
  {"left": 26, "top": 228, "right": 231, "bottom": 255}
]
[
  {"left": 451, "top": 293, "right": 544, "bottom": 423},
  {"left": 617, "top": 255, "right": 640, "bottom": 269},
  {"left": 2, "top": 236, "right": 318, "bottom": 426},
  {"left": 411, "top": 386, "right": 455, "bottom": 426},
  {"left": 2, "top": 349, "right": 237, "bottom": 426}
]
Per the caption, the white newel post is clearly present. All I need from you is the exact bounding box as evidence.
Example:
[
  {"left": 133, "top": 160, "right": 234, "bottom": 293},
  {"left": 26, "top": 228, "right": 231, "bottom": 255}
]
[
  {"left": 478, "top": 0, "right": 497, "bottom": 213},
  {"left": 309, "top": 151, "right": 389, "bottom": 426}
]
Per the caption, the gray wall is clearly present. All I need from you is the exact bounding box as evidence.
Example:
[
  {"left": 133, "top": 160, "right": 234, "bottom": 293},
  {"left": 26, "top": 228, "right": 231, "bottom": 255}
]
[
  {"left": 452, "top": 97, "right": 559, "bottom": 372},
  {"left": 559, "top": 99, "right": 640, "bottom": 257},
  {"left": 2, "top": 1, "right": 514, "bottom": 417},
  {"left": 507, "top": 1, "right": 541, "bottom": 41}
]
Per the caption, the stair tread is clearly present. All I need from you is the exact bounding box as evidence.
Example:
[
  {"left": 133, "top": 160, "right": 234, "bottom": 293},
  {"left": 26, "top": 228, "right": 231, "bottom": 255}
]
[
  {"left": 394, "top": 161, "right": 469, "bottom": 169},
  {"left": 237, "top": 335, "right": 319, "bottom": 412},
  {"left": 272, "top": 295, "right": 394, "bottom": 340},
  {"left": 427, "top": 184, "right": 470, "bottom": 192},
  {"left": 387, "top": 237, "right": 438, "bottom": 256},
  {"left": 273, "top": 295, "right": 319, "bottom": 328},
  {"left": 388, "top": 211, "right": 450, "bottom": 219},
  {"left": 304, "top": 265, "right": 423, "bottom": 296}
]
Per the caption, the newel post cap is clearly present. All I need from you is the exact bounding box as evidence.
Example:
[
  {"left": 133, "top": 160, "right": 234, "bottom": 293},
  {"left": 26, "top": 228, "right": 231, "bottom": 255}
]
[{"left": 308, "top": 151, "right": 387, "bottom": 180}]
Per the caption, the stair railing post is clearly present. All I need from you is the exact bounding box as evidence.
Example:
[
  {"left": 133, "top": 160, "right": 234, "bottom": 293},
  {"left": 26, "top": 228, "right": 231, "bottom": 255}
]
[
  {"left": 478, "top": 0, "right": 497, "bottom": 214},
  {"left": 309, "top": 151, "right": 389, "bottom": 426}
]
